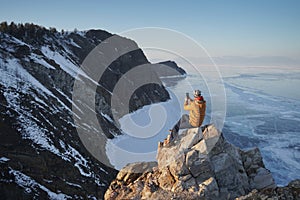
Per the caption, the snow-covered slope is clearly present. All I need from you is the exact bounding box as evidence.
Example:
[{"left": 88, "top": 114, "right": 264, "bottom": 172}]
[{"left": 0, "top": 23, "right": 184, "bottom": 199}]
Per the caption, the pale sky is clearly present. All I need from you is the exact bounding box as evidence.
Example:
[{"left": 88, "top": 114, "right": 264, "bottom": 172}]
[{"left": 0, "top": 0, "right": 299, "bottom": 65}]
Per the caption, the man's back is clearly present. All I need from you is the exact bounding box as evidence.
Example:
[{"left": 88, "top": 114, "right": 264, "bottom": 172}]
[{"left": 184, "top": 100, "right": 206, "bottom": 127}]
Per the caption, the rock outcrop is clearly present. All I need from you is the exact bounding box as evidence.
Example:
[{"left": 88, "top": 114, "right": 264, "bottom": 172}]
[
  {"left": 105, "top": 124, "right": 276, "bottom": 200},
  {"left": 154, "top": 60, "right": 186, "bottom": 77}
]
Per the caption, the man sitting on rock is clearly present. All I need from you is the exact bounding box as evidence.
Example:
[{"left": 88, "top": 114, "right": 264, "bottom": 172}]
[{"left": 166, "top": 89, "right": 206, "bottom": 144}]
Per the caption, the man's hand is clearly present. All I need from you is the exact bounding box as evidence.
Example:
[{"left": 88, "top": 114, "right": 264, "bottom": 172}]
[{"left": 184, "top": 97, "right": 189, "bottom": 105}]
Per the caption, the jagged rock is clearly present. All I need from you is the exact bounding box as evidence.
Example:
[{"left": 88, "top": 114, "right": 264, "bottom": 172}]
[
  {"left": 156, "top": 127, "right": 202, "bottom": 169},
  {"left": 186, "top": 150, "right": 213, "bottom": 179},
  {"left": 116, "top": 161, "right": 157, "bottom": 183},
  {"left": 158, "top": 167, "right": 175, "bottom": 190},
  {"left": 199, "top": 177, "right": 219, "bottom": 197},
  {"left": 240, "top": 147, "right": 276, "bottom": 190},
  {"left": 174, "top": 175, "right": 197, "bottom": 192},
  {"left": 237, "top": 179, "right": 300, "bottom": 200},
  {"left": 169, "top": 153, "right": 189, "bottom": 177},
  {"left": 154, "top": 60, "right": 187, "bottom": 77},
  {"left": 251, "top": 167, "right": 275, "bottom": 190},
  {"left": 178, "top": 127, "right": 203, "bottom": 150},
  {"left": 105, "top": 124, "right": 277, "bottom": 200}
]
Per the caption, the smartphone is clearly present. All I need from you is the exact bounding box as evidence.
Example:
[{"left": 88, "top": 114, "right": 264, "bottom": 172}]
[{"left": 186, "top": 92, "right": 189, "bottom": 99}]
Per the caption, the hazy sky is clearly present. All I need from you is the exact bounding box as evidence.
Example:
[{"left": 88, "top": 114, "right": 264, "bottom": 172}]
[{"left": 0, "top": 0, "right": 299, "bottom": 63}]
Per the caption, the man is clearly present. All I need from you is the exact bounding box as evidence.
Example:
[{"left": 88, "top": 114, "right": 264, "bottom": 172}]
[{"left": 170, "top": 89, "right": 206, "bottom": 139}]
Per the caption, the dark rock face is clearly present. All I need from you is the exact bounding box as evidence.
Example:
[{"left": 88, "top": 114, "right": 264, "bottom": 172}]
[
  {"left": 104, "top": 124, "right": 276, "bottom": 200},
  {"left": 154, "top": 60, "right": 186, "bottom": 77},
  {"left": 0, "top": 22, "right": 185, "bottom": 199}
]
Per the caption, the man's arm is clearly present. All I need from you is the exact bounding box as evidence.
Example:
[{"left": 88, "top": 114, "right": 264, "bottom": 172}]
[{"left": 183, "top": 98, "right": 192, "bottom": 110}]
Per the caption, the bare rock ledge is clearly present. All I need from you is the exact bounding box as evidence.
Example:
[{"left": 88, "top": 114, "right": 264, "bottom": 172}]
[{"left": 105, "top": 124, "right": 277, "bottom": 200}]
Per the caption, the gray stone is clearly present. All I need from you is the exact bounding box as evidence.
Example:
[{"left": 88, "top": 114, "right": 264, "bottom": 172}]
[
  {"left": 192, "top": 125, "right": 224, "bottom": 156},
  {"left": 186, "top": 150, "right": 212, "bottom": 178},
  {"left": 178, "top": 127, "right": 203, "bottom": 151},
  {"left": 202, "top": 125, "right": 222, "bottom": 155},
  {"left": 156, "top": 127, "right": 202, "bottom": 169},
  {"left": 179, "top": 174, "right": 192, "bottom": 182},
  {"left": 251, "top": 167, "right": 275, "bottom": 190},
  {"left": 185, "top": 149, "right": 199, "bottom": 168},
  {"left": 184, "top": 177, "right": 197, "bottom": 190},
  {"left": 172, "top": 176, "right": 197, "bottom": 192},
  {"left": 169, "top": 153, "right": 189, "bottom": 177},
  {"left": 237, "top": 180, "right": 300, "bottom": 200},
  {"left": 116, "top": 161, "right": 157, "bottom": 183},
  {"left": 198, "top": 177, "right": 219, "bottom": 197},
  {"left": 241, "top": 147, "right": 264, "bottom": 170},
  {"left": 192, "top": 139, "right": 208, "bottom": 154},
  {"left": 208, "top": 135, "right": 226, "bottom": 155},
  {"left": 211, "top": 153, "right": 233, "bottom": 173},
  {"left": 195, "top": 167, "right": 215, "bottom": 185},
  {"left": 156, "top": 144, "right": 178, "bottom": 169},
  {"left": 241, "top": 148, "right": 275, "bottom": 191},
  {"left": 203, "top": 125, "right": 221, "bottom": 140},
  {"left": 210, "top": 152, "right": 250, "bottom": 197},
  {"left": 158, "top": 167, "right": 175, "bottom": 191}
]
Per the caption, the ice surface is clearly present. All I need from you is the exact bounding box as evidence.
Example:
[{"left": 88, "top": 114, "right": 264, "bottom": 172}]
[{"left": 223, "top": 68, "right": 300, "bottom": 185}]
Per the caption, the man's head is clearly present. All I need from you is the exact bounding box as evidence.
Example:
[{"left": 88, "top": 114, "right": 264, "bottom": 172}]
[
  {"left": 193, "top": 89, "right": 201, "bottom": 98},
  {"left": 194, "top": 89, "right": 204, "bottom": 102}
]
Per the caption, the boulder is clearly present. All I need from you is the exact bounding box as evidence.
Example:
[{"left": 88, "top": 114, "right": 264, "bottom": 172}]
[
  {"left": 237, "top": 179, "right": 300, "bottom": 200},
  {"left": 116, "top": 161, "right": 157, "bottom": 183},
  {"left": 158, "top": 167, "right": 175, "bottom": 190},
  {"left": 251, "top": 167, "right": 275, "bottom": 190},
  {"left": 240, "top": 147, "right": 276, "bottom": 190},
  {"left": 169, "top": 153, "right": 189, "bottom": 177},
  {"left": 198, "top": 177, "right": 219, "bottom": 197},
  {"left": 156, "top": 127, "right": 202, "bottom": 169}
]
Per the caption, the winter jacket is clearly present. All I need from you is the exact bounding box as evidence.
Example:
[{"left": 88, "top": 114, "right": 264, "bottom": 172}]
[{"left": 183, "top": 99, "right": 206, "bottom": 127}]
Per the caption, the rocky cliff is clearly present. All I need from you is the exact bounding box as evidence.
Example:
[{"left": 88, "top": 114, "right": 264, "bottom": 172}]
[
  {"left": 0, "top": 22, "right": 185, "bottom": 199},
  {"left": 105, "top": 124, "right": 281, "bottom": 200}
]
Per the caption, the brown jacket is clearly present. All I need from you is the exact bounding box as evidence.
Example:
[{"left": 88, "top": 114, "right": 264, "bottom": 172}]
[{"left": 184, "top": 99, "right": 206, "bottom": 127}]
